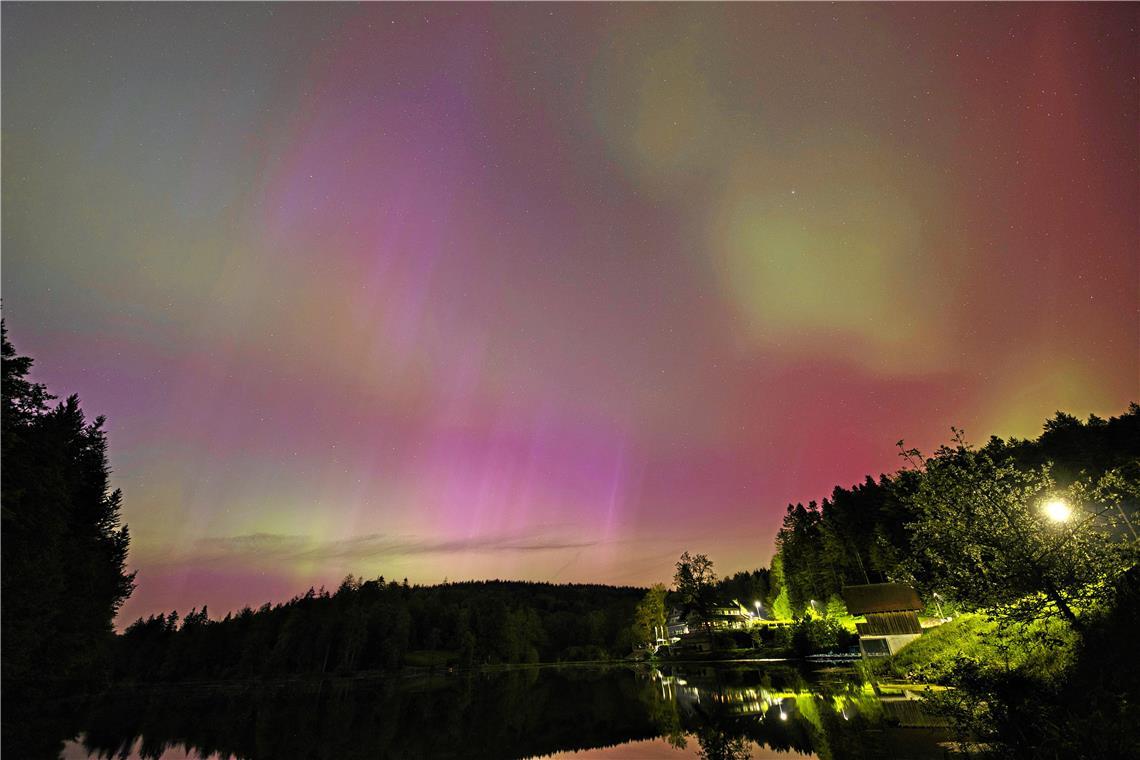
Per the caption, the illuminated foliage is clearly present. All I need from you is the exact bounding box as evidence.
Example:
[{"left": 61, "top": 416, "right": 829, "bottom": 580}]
[
  {"left": 766, "top": 553, "right": 794, "bottom": 620},
  {"left": 630, "top": 584, "right": 668, "bottom": 649},
  {"left": 902, "top": 434, "right": 1136, "bottom": 629},
  {"left": 769, "top": 407, "right": 1139, "bottom": 625}
]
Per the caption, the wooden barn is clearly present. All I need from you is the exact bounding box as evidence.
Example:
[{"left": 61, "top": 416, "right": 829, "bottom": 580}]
[{"left": 841, "top": 583, "right": 924, "bottom": 658}]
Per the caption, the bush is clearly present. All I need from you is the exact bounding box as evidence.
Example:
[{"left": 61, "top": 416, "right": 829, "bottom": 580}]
[
  {"left": 789, "top": 617, "right": 855, "bottom": 657},
  {"left": 905, "top": 569, "right": 1140, "bottom": 758},
  {"left": 715, "top": 630, "right": 754, "bottom": 650}
]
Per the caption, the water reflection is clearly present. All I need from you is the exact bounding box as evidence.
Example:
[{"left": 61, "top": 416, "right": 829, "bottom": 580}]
[
  {"left": 645, "top": 664, "right": 946, "bottom": 760},
  {"left": 13, "top": 664, "right": 949, "bottom": 760}
]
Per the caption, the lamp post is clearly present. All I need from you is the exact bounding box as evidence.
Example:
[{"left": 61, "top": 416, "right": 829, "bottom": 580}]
[{"left": 754, "top": 600, "right": 762, "bottom": 618}]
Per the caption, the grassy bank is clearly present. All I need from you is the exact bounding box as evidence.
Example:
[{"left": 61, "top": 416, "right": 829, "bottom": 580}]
[{"left": 868, "top": 612, "right": 1078, "bottom": 685}]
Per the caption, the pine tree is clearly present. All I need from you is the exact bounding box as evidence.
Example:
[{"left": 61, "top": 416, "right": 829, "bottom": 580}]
[{"left": 1, "top": 322, "right": 135, "bottom": 687}]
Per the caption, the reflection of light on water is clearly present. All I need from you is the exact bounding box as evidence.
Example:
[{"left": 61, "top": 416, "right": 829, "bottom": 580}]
[
  {"left": 528, "top": 735, "right": 816, "bottom": 759},
  {"left": 644, "top": 666, "right": 947, "bottom": 756}
]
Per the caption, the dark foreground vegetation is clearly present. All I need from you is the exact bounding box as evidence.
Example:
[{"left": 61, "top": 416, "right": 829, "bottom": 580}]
[{"left": 1, "top": 323, "right": 134, "bottom": 694}]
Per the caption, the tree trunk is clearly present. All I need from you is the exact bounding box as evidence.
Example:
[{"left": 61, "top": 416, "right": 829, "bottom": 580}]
[
  {"left": 850, "top": 543, "right": 871, "bottom": 585},
  {"left": 1042, "top": 576, "right": 1083, "bottom": 632}
]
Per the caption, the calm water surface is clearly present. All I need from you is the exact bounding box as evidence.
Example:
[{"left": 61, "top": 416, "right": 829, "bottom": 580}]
[{"left": 36, "top": 663, "right": 950, "bottom": 759}]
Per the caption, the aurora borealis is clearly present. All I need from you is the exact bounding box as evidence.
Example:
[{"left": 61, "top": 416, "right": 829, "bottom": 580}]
[{"left": 3, "top": 3, "right": 1136, "bottom": 625}]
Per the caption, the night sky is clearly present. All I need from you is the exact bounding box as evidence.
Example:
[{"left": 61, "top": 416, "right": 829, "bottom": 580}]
[{"left": 3, "top": 3, "right": 1136, "bottom": 625}]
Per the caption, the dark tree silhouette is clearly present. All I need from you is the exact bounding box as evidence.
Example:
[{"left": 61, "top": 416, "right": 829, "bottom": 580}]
[
  {"left": 1, "top": 322, "right": 134, "bottom": 690},
  {"left": 113, "top": 579, "right": 644, "bottom": 682},
  {"left": 674, "top": 551, "right": 718, "bottom": 649}
]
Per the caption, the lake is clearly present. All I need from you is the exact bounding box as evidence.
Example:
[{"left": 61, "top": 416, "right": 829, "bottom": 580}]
[{"left": 28, "top": 662, "right": 951, "bottom": 759}]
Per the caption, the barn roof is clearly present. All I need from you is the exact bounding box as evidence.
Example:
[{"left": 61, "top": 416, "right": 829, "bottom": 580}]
[{"left": 841, "top": 583, "right": 923, "bottom": 614}]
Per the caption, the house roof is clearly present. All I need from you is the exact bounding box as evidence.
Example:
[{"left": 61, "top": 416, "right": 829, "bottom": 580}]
[{"left": 841, "top": 583, "right": 923, "bottom": 614}]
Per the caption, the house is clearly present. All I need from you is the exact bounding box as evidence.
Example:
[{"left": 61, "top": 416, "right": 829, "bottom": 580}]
[
  {"left": 665, "top": 601, "right": 751, "bottom": 639},
  {"left": 705, "top": 600, "right": 752, "bottom": 630},
  {"left": 660, "top": 600, "right": 752, "bottom": 654},
  {"left": 665, "top": 610, "right": 690, "bottom": 641},
  {"left": 841, "top": 582, "right": 924, "bottom": 658}
]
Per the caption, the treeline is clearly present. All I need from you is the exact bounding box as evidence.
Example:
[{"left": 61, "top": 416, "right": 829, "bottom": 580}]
[
  {"left": 770, "top": 405, "right": 1140, "bottom": 617},
  {"left": 115, "top": 578, "right": 645, "bottom": 681},
  {"left": 714, "top": 569, "right": 771, "bottom": 610}
]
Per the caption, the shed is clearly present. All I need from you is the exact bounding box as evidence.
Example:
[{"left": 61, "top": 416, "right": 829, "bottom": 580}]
[{"left": 841, "top": 583, "right": 925, "bottom": 657}]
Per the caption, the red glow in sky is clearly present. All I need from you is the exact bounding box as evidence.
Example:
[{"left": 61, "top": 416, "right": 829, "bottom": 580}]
[{"left": 2, "top": 4, "right": 1136, "bottom": 624}]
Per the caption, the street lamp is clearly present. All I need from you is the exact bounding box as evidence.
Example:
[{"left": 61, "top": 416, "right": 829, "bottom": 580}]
[
  {"left": 1042, "top": 497, "right": 1073, "bottom": 524},
  {"left": 1042, "top": 493, "right": 1137, "bottom": 540},
  {"left": 754, "top": 600, "right": 762, "bottom": 618}
]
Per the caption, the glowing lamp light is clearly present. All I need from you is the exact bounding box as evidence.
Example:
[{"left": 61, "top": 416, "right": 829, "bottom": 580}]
[{"left": 1042, "top": 498, "right": 1073, "bottom": 523}]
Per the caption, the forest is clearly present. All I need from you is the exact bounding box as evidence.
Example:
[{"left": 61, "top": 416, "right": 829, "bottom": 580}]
[
  {"left": 114, "top": 578, "right": 644, "bottom": 681},
  {"left": 768, "top": 405, "right": 1140, "bottom": 619}
]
